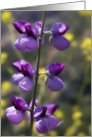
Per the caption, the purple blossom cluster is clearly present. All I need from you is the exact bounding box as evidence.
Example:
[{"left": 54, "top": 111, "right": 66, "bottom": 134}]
[
  {"left": 5, "top": 18, "right": 70, "bottom": 135},
  {"left": 5, "top": 96, "right": 60, "bottom": 133}
]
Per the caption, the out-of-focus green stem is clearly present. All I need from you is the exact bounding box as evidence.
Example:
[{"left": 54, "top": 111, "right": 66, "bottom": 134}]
[{"left": 78, "top": 61, "right": 90, "bottom": 104}]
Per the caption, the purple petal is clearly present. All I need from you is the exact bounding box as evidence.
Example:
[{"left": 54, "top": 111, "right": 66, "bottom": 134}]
[
  {"left": 13, "top": 20, "right": 29, "bottom": 34},
  {"left": 13, "top": 60, "right": 22, "bottom": 72},
  {"left": 20, "top": 60, "right": 36, "bottom": 77},
  {"left": 18, "top": 77, "right": 33, "bottom": 92},
  {"left": 25, "top": 24, "right": 39, "bottom": 37},
  {"left": 11, "top": 96, "right": 28, "bottom": 111},
  {"left": 33, "top": 106, "right": 47, "bottom": 119},
  {"left": 47, "top": 76, "right": 64, "bottom": 91},
  {"left": 29, "top": 99, "right": 38, "bottom": 110},
  {"left": 53, "top": 36, "right": 70, "bottom": 51},
  {"left": 12, "top": 72, "right": 24, "bottom": 85},
  {"left": 35, "top": 118, "right": 48, "bottom": 133},
  {"left": 44, "top": 116, "right": 60, "bottom": 130},
  {"left": 43, "top": 103, "right": 59, "bottom": 115},
  {"left": 5, "top": 106, "right": 25, "bottom": 124},
  {"left": 27, "top": 111, "right": 31, "bottom": 121},
  {"left": 14, "top": 35, "right": 38, "bottom": 52},
  {"left": 46, "top": 63, "right": 65, "bottom": 75},
  {"left": 13, "top": 60, "right": 36, "bottom": 77},
  {"left": 50, "top": 23, "right": 70, "bottom": 36},
  {"left": 35, "top": 116, "right": 60, "bottom": 133},
  {"left": 35, "top": 21, "right": 46, "bottom": 32}
]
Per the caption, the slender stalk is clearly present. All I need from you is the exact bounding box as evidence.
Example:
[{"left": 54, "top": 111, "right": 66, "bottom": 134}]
[
  {"left": 30, "top": 11, "right": 46, "bottom": 136},
  {"left": 43, "top": 31, "right": 53, "bottom": 35}
]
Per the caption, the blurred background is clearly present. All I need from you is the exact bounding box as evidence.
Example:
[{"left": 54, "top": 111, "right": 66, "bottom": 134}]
[{"left": 1, "top": 11, "right": 91, "bottom": 136}]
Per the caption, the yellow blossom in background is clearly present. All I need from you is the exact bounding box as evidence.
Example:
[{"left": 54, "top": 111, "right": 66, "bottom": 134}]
[
  {"left": 33, "top": 122, "right": 38, "bottom": 134},
  {"left": 1, "top": 11, "right": 14, "bottom": 24},
  {"left": 88, "top": 124, "right": 91, "bottom": 133},
  {"left": 54, "top": 109, "right": 64, "bottom": 119},
  {"left": 39, "top": 68, "right": 46, "bottom": 79},
  {"left": 78, "top": 11, "right": 91, "bottom": 16},
  {"left": 1, "top": 108, "right": 5, "bottom": 118},
  {"left": 19, "top": 120, "right": 26, "bottom": 128},
  {"left": 1, "top": 99, "right": 7, "bottom": 108},
  {"left": 49, "top": 130, "right": 58, "bottom": 136},
  {"left": 64, "top": 33, "right": 74, "bottom": 41},
  {"left": 1, "top": 52, "right": 8, "bottom": 65},
  {"left": 1, "top": 81, "right": 11, "bottom": 91},
  {"left": 71, "top": 40, "right": 77, "bottom": 47},
  {"left": 81, "top": 37, "right": 91, "bottom": 61},
  {"left": 72, "top": 105, "right": 79, "bottom": 112},
  {"left": 64, "top": 126, "right": 76, "bottom": 136},
  {"left": 77, "top": 132, "right": 86, "bottom": 136},
  {"left": 74, "top": 119, "right": 83, "bottom": 127},
  {"left": 72, "top": 111, "right": 83, "bottom": 120},
  {"left": 38, "top": 133, "right": 45, "bottom": 136}
]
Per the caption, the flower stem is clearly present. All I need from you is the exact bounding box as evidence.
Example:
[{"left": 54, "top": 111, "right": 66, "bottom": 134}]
[
  {"left": 30, "top": 11, "right": 46, "bottom": 136},
  {"left": 43, "top": 31, "right": 53, "bottom": 35}
]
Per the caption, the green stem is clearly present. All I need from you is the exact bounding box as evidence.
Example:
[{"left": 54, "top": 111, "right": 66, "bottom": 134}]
[
  {"left": 30, "top": 11, "right": 46, "bottom": 136},
  {"left": 78, "top": 61, "right": 90, "bottom": 104}
]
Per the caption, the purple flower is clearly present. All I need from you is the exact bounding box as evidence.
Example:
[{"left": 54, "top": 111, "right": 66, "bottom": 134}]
[
  {"left": 13, "top": 20, "right": 45, "bottom": 52},
  {"left": 5, "top": 96, "right": 28, "bottom": 124},
  {"left": 12, "top": 60, "right": 36, "bottom": 92},
  {"left": 50, "top": 23, "right": 70, "bottom": 51},
  {"left": 45, "top": 63, "right": 65, "bottom": 91},
  {"left": 27, "top": 99, "right": 60, "bottom": 134}
]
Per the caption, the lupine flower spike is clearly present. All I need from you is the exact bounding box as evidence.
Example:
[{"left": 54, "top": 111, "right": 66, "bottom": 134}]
[{"left": 5, "top": 12, "right": 71, "bottom": 136}]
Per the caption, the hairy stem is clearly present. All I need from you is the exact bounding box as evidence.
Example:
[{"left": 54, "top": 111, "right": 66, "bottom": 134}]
[{"left": 30, "top": 11, "right": 46, "bottom": 136}]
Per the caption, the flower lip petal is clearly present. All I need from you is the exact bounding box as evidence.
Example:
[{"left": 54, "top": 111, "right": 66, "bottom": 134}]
[
  {"left": 47, "top": 76, "right": 64, "bottom": 91},
  {"left": 14, "top": 35, "right": 38, "bottom": 52},
  {"left": 5, "top": 106, "right": 25, "bottom": 124},
  {"left": 50, "top": 23, "right": 70, "bottom": 36},
  {"left": 35, "top": 116, "right": 60, "bottom": 133},
  {"left": 13, "top": 20, "right": 29, "bottom": 34},
  {"left": 12, "top": 72, "right": 24, "bottom": 85},
  {"left": 43, "top": 103, "right": 59, "bottom": 115},
  {"left": 44, "top": 115, "right": 60, "bottom": 131},
  {"left": 35, "top": 118, "right": 48, "bottom": 133},
  {"left": 25, "top": 24, "right": 39, "bottom": 37},
  {"left": 53, "top": 36, "right": 70, "bottom": 51},
  {"left": 33, "top": 106, "right": 47, "bottom": 119},
  {"left": 18, "top": 77, "right": 33, "bottom": 92},
  {"left": 46, "top": 63, "right": 65, "bottom": 75},
  {"left": 11, "top": 96, "right": 28, "bottom": 111}
]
